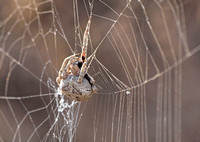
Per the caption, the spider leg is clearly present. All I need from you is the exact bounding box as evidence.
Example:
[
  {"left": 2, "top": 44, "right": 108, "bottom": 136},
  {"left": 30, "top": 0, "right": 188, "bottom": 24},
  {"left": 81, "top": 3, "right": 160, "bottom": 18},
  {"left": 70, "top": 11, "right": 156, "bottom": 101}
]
[
  {"left": 56, "top": 54, "right": 79, "bottom": 84},
  {"left": 77, "top": 60, "right": 88, "bottom": 83},
  {"left": 77, "top": 15, "right": 92, "bottom": 83},
  {"left": 77, "top": 53, "right": 95, "bottom": 83},
  {"left": 81, "top": 15, "right": 92, "bottom": 62},
  {"left": 62, "top": 57, "right": 80, "bottom": 78}
]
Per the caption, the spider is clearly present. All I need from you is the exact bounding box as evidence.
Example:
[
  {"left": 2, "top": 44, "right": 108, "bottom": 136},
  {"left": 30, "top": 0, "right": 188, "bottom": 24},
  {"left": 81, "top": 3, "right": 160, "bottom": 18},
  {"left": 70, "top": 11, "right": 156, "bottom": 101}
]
[{"left": 56, "top": 15, "right": 97, "bottom": 101}]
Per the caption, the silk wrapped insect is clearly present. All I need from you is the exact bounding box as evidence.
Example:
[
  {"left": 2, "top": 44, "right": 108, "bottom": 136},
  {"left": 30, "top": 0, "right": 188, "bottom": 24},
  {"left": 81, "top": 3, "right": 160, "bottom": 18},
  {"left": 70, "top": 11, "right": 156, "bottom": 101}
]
[{"left": 56, "top": 16, "right": 97, "bottom": 101}]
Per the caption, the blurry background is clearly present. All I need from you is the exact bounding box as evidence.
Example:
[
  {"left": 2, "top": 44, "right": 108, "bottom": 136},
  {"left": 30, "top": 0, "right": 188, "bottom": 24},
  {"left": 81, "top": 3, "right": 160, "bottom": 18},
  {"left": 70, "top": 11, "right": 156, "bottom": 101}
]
[{"left": 0, "top": 0, "right": 200, "bottom": 142}]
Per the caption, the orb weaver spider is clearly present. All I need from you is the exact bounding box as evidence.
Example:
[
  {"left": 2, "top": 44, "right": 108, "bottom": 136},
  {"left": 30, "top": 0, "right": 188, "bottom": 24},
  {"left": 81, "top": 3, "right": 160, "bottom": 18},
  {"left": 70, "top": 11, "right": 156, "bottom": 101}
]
[{"left": 56, "top": 15, "right": 97, "bottom": 101}]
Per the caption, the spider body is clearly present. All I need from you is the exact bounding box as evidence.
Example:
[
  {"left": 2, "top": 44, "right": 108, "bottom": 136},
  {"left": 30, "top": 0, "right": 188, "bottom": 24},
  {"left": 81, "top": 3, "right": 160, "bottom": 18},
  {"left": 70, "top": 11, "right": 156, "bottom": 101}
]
[
  {"left": 59, "top": 75, "right": 94, "bottom": 101},
  {"left": 56, "top": 15, "right": 97, "bottom": 101}
]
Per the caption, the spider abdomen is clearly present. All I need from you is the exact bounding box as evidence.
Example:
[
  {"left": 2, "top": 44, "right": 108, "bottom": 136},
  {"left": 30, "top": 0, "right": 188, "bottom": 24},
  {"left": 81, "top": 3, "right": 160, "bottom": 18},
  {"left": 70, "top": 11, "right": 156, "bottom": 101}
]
[{"left": 59, "top": 75, "right": 94, "bottom": 101}]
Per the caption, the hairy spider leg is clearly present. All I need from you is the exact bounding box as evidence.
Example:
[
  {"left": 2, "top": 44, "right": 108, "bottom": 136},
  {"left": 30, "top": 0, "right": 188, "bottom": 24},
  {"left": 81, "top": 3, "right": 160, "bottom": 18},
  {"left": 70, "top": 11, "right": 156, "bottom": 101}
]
[
  {"left": 81, "top": 15, "right": 92, "bottom": 62},
  {"left": 58, "top": 55, "right": 76, "bottom": 75},
  {"left": 78, "top": 54, "right": 95, "bottom": 83},
  {"left": 62, "top": 57, "right": 80, "bottom": 78},
  {"left": 56, "top": 55, "right": 75, "bottom": 84},
  {"left": 76, "top": 61, "right": 95, "bottom": 85},
  {"left": 56, "top": 54, "right": 79, "bottom": 84},
  {"left": 81, "top": 55, "right": 97, "bottom": 92},
  {"left": 77, "top": 15, "right": 92, "bottom": 83}
]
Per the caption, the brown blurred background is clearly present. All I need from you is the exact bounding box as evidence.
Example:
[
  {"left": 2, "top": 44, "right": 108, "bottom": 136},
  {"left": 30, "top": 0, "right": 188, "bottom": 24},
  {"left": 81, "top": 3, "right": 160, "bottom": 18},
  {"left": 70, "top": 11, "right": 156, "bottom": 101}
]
[{"left": 0, "top": 0, "right": 200, "bottom": 142}]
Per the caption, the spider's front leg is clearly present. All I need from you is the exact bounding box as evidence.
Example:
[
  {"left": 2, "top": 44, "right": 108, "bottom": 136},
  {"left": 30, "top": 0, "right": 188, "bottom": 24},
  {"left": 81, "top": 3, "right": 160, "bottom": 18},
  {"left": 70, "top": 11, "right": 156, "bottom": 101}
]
[
  {"left": 81, "top": 15, "right": 92, "bottom": 62},
  {"left": 78, "top": 61, "right": 97, "bottom": 93},
  {"left": 56, "top": 54, "right": 78, "bottom": 85},
  {"left": 78, "top": 15, "right": 92, "bottom": 83},
  {"left": 78, "top": 52, "right": 95, "bottom": 84},
  {"left": 77, "top": 61, "right": 87, "bottom": 83}
]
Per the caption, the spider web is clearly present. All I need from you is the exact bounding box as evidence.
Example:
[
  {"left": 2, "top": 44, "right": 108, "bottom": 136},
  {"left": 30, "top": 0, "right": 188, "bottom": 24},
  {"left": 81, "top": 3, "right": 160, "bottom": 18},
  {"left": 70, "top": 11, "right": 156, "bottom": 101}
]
[{"left": 0, "top": 0, "right": 200, "bottom": 142}]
